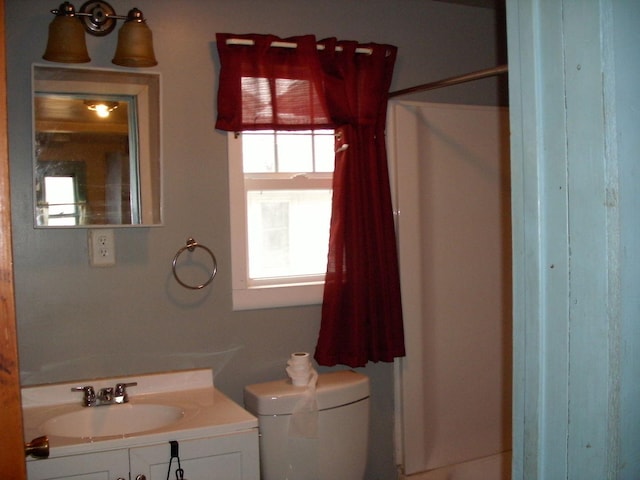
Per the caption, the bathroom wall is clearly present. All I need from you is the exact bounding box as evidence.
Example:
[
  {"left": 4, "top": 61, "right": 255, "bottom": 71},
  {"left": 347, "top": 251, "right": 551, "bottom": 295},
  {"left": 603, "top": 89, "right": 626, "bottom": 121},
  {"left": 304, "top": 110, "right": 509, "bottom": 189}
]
[{"left": 5, "top": 1, "right": 503, "bottom": 478}]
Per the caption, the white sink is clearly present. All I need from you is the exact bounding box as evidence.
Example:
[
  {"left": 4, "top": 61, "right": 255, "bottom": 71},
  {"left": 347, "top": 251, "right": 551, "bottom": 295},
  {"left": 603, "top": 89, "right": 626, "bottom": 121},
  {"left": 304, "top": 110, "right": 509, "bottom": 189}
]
[{"left": 41, "top": 403, "right": 184, "bottom": 438}]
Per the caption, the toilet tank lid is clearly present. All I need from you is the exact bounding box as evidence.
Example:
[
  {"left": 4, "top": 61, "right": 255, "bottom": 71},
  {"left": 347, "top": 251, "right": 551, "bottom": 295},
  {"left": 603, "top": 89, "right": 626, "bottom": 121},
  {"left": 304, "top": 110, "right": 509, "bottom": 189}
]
[{"left": 243, "top": 370, "right": 370, "bottom": 415}]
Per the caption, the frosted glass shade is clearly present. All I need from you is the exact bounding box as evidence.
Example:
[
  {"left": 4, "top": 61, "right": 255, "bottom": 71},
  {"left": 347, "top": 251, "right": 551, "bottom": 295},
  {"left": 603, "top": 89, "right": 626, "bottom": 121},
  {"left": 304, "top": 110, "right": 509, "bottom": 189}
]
[
  {"left": 42, "top": 14, "right": 90, "bottom": 63},
  {"left": 112, "top": 10, "right": 157, "bottom": 68}
]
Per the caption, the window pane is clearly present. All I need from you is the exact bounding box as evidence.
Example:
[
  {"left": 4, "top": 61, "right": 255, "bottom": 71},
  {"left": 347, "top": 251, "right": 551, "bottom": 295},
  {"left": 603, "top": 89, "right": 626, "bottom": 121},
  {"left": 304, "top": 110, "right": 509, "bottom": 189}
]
[
  {"left": 246, "top": 189, "right": 331, "bottom": 279},
  {"left": 241, "top": 77, "right": 272, "bottom": 124},
  {"left": 45, "top": 176, "right": 76, "bottom": 215},
  {"left": 44, "top": 176, "right": 77, "bottom": 226},
  {"left": 277, "top": 132, "right": 313, "bottom": 172},
  {"left": 243, "top": 132, "right": 276, "bottom": 172},
  {"left": 314, "top": 132, "right": 335, "bottom": 172},
  {"left": 275, "top": 79, "right": 318, "bottom": 124},
  {"left": 47, "top": 217, "right": 76, "bottom": 227}
]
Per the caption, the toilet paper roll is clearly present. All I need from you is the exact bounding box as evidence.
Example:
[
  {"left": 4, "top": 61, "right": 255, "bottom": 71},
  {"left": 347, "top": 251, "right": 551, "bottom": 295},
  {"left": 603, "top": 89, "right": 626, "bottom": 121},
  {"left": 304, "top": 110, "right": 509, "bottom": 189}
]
[
  {"left": 283, "top": 352, "right": 319, "bottom": 438},
  {"left": 286, "top": 352, "right": 314, "bottom": 386}
]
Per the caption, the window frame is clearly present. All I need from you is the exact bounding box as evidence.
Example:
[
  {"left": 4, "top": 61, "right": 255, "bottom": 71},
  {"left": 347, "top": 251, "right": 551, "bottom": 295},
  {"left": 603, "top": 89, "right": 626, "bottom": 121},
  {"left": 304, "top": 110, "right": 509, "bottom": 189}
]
[{"left": 228, "top": 131, "right": 332, "bottom": 310}]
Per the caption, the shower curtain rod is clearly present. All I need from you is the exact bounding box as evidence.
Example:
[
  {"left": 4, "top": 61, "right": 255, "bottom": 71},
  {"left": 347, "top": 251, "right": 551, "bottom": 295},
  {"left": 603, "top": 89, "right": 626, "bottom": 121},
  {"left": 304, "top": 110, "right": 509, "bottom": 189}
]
[{"left": 388, "top": 64, "right": 508, "bottom": 98}]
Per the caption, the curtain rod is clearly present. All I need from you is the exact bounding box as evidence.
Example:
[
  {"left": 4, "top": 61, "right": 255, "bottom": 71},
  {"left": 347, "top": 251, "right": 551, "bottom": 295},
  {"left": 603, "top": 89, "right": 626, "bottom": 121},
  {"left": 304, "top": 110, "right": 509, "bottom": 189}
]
[
  {"left": 388, "top": 64, "right": 508, "bottom": 98},
  {"left": 225, "top": 38, "right": 374, "bottom": 55}
]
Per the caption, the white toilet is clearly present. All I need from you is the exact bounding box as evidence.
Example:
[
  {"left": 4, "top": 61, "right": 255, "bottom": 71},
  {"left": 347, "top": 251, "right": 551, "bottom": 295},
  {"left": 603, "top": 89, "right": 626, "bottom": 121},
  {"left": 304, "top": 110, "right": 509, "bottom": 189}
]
[{"left": 244, "top": 370, "right": 370, "bottom": 480}]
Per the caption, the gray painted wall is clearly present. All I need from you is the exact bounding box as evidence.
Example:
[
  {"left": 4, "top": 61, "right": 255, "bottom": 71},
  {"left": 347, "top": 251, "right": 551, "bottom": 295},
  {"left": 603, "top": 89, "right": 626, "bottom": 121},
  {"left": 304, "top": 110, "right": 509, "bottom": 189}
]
[{"left": 6, "top": 1, "right": 503, "bottom": 478}]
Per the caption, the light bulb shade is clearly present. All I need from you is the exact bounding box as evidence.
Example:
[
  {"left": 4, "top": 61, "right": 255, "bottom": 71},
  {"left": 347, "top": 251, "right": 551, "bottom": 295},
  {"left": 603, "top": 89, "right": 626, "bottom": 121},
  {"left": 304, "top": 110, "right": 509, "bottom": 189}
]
[
  {"left": 42, "top": 14, "right": 90, "bottom": 63},
  {"left": 112, "top": 10, "right": 157, "bottom": 68}
]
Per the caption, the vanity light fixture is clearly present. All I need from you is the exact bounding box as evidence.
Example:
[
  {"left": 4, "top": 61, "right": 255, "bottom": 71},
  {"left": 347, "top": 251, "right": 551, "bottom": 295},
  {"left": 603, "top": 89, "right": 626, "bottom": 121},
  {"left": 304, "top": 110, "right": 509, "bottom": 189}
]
[
  {"left": 84, "top": 100, "right": 119, "bottom": 118},
  {"left": 43, "top": 1, "right": 157, "bottom": 67}
]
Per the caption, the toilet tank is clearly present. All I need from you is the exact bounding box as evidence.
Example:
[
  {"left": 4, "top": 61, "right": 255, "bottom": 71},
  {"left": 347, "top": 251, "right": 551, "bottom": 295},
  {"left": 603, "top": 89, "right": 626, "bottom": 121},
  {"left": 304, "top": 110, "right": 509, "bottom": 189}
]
[{"left": 244, "top": 370, "right": 370, "bottom": 480}]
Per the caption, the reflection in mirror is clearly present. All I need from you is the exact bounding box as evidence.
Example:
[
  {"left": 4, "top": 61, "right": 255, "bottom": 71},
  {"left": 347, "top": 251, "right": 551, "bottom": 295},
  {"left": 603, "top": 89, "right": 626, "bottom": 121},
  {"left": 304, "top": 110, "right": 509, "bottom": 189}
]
[{"left": 33, "top": 65, "right": 162, "bottom": 227}]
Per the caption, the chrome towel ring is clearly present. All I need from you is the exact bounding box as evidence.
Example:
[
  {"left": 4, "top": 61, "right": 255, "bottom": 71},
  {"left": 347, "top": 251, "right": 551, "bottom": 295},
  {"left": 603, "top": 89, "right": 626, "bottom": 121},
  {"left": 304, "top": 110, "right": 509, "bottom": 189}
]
[{"left": 172, "top": 237, "right": 218, "bottom": 290}]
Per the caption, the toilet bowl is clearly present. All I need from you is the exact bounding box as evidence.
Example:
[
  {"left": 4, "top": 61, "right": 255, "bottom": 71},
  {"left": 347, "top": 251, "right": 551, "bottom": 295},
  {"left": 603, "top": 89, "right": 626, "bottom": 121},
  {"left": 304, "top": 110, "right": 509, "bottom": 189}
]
[{"left": 244, "top": 370, "right": 370, "bottom": 480}]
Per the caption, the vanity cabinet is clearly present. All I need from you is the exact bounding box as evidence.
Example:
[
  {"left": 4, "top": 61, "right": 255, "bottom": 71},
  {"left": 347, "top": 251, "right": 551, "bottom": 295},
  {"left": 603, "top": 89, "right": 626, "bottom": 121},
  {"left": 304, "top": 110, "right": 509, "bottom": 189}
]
[{"left": 27, "top": 429, "right": 259, "bottom": 480}]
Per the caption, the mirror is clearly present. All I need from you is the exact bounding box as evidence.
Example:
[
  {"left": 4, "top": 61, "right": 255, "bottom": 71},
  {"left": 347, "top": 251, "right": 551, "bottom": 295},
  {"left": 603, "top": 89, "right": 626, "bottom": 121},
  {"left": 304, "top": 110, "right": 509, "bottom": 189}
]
[{"left": 33, "top": 65, "right": 162, "bottom": 227}]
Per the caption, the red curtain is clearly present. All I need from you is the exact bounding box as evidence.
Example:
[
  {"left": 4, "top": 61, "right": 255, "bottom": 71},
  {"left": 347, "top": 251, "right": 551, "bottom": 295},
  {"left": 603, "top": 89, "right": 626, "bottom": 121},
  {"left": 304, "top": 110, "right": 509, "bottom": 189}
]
[{"left": 216, "top": 33, "right": 405, "bottom": 367}]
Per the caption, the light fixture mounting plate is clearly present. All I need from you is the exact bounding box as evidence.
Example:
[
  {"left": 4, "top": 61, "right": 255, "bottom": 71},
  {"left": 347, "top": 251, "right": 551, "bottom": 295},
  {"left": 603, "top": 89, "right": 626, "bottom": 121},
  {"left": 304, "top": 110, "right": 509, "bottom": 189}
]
[{"left": 79, "top": 1, "right": 117, "bottom": 36}]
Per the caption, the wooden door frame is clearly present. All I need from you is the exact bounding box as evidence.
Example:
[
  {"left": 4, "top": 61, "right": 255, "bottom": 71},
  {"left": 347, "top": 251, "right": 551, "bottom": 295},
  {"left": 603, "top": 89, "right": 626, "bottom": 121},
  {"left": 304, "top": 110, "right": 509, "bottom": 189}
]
[{"left": 0, "top": 0, "right": 27, "bottom": 477}]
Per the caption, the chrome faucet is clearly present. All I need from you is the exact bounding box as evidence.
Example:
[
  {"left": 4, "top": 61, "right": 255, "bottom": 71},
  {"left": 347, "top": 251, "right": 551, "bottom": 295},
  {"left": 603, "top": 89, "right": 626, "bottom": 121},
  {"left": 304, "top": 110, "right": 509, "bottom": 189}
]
[
  {"left": 72, "top": 382, "right": 137, "bottom": 407},
  {"left": 113, "top": 382, "right": 137, "bottom": 403},
  {"left": 71, "top": 385, "right": 96, "bottom": 406},
  {"left": 98, "top": 387, "right": 114, "bottom": 403}
]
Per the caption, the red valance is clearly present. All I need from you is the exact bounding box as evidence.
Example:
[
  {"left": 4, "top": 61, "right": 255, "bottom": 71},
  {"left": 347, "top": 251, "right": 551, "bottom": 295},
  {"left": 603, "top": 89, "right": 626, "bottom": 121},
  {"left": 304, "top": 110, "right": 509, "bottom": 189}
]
[{"left": 216, "top": 33, "right": 332, "bottom": 131}]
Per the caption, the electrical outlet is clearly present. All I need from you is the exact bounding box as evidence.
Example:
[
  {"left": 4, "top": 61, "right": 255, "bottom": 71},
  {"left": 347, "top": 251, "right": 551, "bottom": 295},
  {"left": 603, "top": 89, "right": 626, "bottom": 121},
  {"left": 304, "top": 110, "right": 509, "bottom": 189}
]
[{"left": 88, "top": 229, "right": 116, "bottom": 267}]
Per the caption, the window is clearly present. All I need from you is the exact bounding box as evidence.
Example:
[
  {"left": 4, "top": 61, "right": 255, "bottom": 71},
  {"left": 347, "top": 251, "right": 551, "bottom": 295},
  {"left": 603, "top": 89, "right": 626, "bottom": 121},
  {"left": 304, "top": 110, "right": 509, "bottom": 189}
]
[
  {"left": 42, "top": 176, "right": 80, "bottom": 226},
  {"left": 228, "top": 129, "right": 334, "bottom": 310},
  {"left": 35, "top": 161, "right": 87, "bottom": 226}
]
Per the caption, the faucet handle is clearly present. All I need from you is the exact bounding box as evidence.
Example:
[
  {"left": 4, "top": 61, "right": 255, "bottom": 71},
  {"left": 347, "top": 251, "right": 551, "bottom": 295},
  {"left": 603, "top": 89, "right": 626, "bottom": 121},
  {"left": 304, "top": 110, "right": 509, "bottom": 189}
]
[
  {"left": 71, "top": 385, "right": 96, "bottom": 406},
  {"left": 114, "top": 382, "right": 137, "bottom": 403}
]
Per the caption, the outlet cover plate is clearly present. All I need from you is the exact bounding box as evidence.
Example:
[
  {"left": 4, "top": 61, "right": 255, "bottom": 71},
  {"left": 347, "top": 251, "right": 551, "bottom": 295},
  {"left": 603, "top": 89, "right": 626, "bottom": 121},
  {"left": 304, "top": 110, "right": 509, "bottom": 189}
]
[{"left": 88, "top": 229, "right": 116, "bottom": 267}]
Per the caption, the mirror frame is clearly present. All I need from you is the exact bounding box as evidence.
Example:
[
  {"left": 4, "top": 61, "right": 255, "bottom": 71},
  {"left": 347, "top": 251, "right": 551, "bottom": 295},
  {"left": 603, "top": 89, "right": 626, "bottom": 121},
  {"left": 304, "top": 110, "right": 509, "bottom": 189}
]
[{"left": 32, "top": 65, "right": 162, "bottom": 227}]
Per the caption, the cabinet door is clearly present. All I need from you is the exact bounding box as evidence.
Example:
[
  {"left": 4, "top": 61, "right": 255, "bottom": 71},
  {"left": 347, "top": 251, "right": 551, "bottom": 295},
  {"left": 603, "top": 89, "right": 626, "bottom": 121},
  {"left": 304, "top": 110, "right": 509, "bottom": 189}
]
[
  {"left": 26, "top": 449, "right": 129, "bottom": 480},
  {"left": 129, "top": 430, "right": 259, "bottom": 480}
]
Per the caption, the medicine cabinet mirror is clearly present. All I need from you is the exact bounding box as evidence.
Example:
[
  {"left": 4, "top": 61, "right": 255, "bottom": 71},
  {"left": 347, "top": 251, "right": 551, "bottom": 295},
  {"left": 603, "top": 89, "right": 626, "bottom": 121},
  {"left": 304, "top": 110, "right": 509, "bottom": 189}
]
[{"left": 32, "top": 65, "right": 161, "bottom": 227}]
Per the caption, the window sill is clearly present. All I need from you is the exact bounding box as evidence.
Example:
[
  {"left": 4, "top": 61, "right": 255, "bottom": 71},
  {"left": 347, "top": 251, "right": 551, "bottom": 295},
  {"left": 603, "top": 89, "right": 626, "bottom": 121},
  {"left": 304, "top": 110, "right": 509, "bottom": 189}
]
[{"left": 232, "top": 282, "right": 324, "bottom": 310}]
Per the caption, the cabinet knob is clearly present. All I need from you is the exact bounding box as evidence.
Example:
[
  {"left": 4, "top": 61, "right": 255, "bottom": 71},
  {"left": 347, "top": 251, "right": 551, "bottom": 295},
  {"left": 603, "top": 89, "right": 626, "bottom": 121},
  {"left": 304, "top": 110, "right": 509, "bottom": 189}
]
[{"left": 135, "top": 475, "right": 147, "bottom": 480}]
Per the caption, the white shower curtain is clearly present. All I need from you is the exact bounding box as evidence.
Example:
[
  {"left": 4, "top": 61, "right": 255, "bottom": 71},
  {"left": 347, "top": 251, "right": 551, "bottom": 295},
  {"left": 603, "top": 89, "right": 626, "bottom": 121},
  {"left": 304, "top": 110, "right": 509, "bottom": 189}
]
[{"left": 388, "top": 101, "right": 512, "bottom": 478}]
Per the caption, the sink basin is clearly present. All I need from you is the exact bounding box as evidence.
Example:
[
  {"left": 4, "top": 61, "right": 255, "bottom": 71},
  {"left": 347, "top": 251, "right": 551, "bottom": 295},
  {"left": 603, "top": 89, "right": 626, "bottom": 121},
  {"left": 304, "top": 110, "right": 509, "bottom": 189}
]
[{"left": 42, "top": 404, "right": 184, "bottom": 438}]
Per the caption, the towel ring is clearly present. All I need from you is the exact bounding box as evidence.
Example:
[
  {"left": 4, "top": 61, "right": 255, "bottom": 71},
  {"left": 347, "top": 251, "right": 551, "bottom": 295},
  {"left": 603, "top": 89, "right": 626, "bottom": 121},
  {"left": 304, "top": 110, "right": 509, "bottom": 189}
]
[{"left": 172, "top": 237, "right": 218, "bottom": 290}]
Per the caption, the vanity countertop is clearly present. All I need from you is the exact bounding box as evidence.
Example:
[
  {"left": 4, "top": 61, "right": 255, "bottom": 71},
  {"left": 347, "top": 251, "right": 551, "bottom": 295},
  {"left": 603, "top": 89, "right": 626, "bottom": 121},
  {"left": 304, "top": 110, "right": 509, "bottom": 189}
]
[{"left": 22, "top": 369, "right": 258, "bottom": 458}]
